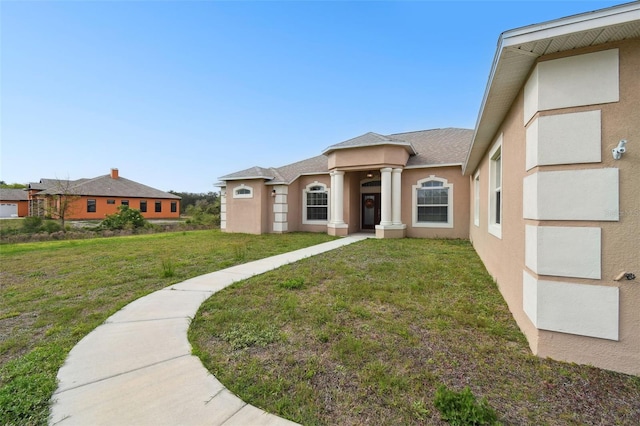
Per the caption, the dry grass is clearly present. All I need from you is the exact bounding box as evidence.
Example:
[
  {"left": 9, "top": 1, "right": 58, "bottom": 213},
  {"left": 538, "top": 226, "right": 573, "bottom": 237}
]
[
  {"left": 0, "top": 230, "right": 335, "bottom": 425},
  {"left": 190, "top": 238, "right": 640, "bottom": 425}
]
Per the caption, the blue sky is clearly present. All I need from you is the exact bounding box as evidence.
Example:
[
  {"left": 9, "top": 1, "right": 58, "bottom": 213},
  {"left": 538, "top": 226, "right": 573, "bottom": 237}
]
[{"left": 1, "top": 1, "right": 624, "bottom": 193}]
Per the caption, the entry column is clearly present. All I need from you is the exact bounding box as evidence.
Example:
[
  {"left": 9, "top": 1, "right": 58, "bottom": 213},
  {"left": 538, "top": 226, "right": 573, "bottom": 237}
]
[
  {"left": 379, "top": 167, "right": 392, "bottom": 226},
  {"left": 392, "top": 168, "right": 403, "bottom": 226},
  {"left": 327, "top": 170, "right": 348, "bottom": 236}
]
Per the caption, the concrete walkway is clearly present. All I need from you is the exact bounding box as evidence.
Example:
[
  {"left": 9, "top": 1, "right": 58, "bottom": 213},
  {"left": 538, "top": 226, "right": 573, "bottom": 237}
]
[{"left": 49, "top": 235, "right": 368, "bottom": 426}]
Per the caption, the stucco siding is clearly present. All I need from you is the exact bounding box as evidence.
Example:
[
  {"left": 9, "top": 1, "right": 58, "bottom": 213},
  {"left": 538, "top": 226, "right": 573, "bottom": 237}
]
[
  {"left": 402, "top": 167, "right": 469, "bottom": 239},
  {"left": 471, "top": 40, "right": 640, "bottom": 375}
]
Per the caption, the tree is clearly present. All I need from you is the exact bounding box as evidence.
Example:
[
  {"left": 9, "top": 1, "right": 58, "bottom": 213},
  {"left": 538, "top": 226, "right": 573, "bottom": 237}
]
[
  {"left": 168, "top": 191, "right": 219, "bottom": 214},
  {"left": 38, "top": 178, "right": 80, "bottom": 229},
  {"left": 0, "top": 182, "right": 27, "bottom": 189}
]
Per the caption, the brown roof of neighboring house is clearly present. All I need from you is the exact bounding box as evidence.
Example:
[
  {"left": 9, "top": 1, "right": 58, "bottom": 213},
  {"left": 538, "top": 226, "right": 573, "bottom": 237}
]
[
  {"left": 0, "top": 188, "right": 29, "bottom": 201},
  {"left": 219, "top": 128, "right": 472, "bottom": 185},
  {"left": 32, "top": 174, "right": 180, "bottom": 199}
]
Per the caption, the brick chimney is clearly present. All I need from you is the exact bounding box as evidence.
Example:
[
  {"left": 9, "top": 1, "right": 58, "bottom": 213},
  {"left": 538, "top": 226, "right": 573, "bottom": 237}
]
[{"left": 110, "top": 168, "right": 119, "bottom": 179}]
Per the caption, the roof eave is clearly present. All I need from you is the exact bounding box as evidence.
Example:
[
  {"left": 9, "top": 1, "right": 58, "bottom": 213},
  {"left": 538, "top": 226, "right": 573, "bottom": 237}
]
[
  {"left": 463, "top": 2, "right": 640, "bottom": 175},
  {"left": 322, "top": 141, "right": 417, "bottom": 156}
]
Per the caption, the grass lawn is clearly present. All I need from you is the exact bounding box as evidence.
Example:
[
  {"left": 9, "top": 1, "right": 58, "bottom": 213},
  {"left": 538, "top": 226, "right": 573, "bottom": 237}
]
[
  {"left": 0, "top": 230, "right": 336, "bottom": 426},
  {"left": 189, "top": 238, "right": 640, "bottom": 425}
]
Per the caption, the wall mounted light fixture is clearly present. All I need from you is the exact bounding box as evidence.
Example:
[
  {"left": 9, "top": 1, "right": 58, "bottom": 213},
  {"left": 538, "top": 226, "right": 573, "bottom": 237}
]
[
  {"left": 271, "top": 189, "right": 277, "bottom": 197},
  {"left": 612, "top": 139, "right": 627, "bottom": 160},
  {"left": 366, "top": 171, "right": 374, "bottom": 178}
]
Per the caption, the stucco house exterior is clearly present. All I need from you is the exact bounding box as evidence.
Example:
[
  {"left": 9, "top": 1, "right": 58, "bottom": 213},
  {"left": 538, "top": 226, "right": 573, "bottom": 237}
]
[
  {"left": 0, "top": 188, "right": 29, "bottom": 218},
  {"left": 28, "top": 168, "right": 181, "bottom": 220},
  {"left": 218, "top": 3, "right": 639, "bottom": 376},
  {"left": 219, "top": 128, "right": 473, "bottom": 239}
]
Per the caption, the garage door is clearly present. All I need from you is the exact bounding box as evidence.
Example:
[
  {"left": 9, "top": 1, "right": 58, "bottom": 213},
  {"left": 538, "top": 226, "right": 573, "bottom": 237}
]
[{"left": 0, "top": 203, "right": 18, "bottom": 218}]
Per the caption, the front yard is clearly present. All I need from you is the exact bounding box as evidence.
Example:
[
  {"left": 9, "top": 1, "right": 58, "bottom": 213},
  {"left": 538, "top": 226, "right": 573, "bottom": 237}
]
[
  {"left": 189, "top": 238, "right": 640, "bottom": 425},
  {"left": 0, "top": 230, "right": 335, "bottom": 425}
]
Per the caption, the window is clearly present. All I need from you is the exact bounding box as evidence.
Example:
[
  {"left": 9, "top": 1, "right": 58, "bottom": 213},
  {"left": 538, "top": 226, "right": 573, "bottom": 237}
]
[
  {"left": 303, "top": 182, "right": 329, "bottom": 224},
  {"left": 489, "top": 136, "right": 503, "bottom": 238},
  {"left": 473, "top": 172, "right": 480, "bottom": 227},
  {"left": 87, "top": 199, "right": 96, "bottom": 213},
  {"left": 107, "top": 199, "right": 115, "bottom": 205},
  {"left": 155, "top": 201, "right": 162, "bottom": 213},
  {"left": 412, "top": 176, "right": 453, "bottom": 228},
  {"left": 233, "top": 184, "right": 253, "bottom": 199},
  {"left": 140, "top": 200, "right": 147, "bottom": 213},
  {"left": 121, "top": 200, "right": 129, "bottom": 206},
  {"left": 171, "top": 202, "right": 177, "bottom": 213}
]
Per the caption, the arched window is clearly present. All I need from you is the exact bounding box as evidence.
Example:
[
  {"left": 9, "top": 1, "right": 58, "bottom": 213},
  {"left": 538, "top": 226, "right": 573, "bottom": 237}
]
[
  {"left": 233, "top": 184, "right": 253, "bottom": 199},
  {"left": 303, "top": 182, "right": 329, "bottom": 224},
  {"left": 412, "top": 176, "right": 453, "bottom": 228}
]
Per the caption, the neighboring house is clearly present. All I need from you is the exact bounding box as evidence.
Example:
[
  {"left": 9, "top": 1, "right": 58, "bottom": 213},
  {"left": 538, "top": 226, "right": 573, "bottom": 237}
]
[
  {"left": 218, "top": 3, "right": 639, "bottom": 376},
  {"left": 0, "top": 188, "right": 29, "bottom": 218},
  {"left": 28, "top": 168, "right": 181, "bottom": 220}
]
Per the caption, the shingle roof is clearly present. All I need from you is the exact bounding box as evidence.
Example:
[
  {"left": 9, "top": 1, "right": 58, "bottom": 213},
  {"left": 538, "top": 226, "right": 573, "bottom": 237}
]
[
  {"left": 33, "top": 175, "right": 180, "bottom": 199},
  {"left": 218, "top": 166, "right": 277, "bottom": 181},
  {"left": 0, "top": 188, "right": 29, "bottom": 201},
  {"left": 390, "top": 128, "right": 473, "bottom": 167},
  {"left": 322, "top": 132, "right": 416, "bottom": 155},
  {"left": 219, "top": 128, "right": 472, "bottom": 185}
]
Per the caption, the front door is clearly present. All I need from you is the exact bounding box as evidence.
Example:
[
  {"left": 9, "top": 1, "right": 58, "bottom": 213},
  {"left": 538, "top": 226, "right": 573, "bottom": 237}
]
[{"left": 362, "top": 194, "right": 381, "bottom": 230}]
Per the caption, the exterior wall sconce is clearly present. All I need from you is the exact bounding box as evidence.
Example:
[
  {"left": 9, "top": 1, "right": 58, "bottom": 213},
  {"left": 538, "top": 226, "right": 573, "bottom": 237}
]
[
  {"left": 612, "top": 139, "right": 627, "bottom": 160},
  {"left": 366, "top": 171, "right": 374, "bottom": 178},
  {"left": 271, "top": 189, "right": 277, "bottom": 197}
]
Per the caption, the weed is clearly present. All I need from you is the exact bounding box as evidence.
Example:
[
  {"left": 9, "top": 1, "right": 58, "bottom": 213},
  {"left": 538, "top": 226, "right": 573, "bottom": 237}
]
[
  {"left": 161, "top": 258, "right": 175, "bottom": 278},
  {"left": 278, "top": 277, "right": 304, "bottom": 290},
  {"left": 220, "top": 323, "right": 280, "bottom": 350},
  {"left": 434, "top": 384, "right": 499, "bottom": 425}
]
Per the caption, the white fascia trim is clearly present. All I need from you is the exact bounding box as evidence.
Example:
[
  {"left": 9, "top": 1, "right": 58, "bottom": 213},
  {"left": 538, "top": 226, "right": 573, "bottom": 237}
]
[
  {"left": 404, "top": 163, "right": 463, "bottom": 170},
  {"left": 500, "top": 3, "right": 640, "bottom": 47}
]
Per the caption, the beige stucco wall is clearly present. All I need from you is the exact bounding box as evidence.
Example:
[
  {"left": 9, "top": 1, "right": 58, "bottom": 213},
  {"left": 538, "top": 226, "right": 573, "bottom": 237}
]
[
  {"left": 295, "top": 175, "right": 332, "bottom": 233},
  {"left": 327, "top": 145, "right": 410, "bottom": 171},
  {"left": 469, "top": 39, "right": 640, "bottom": 375},
  {"left": 402, "top": 167, "right": 470, "bottom": 239},
  {"left": 224, "top": 180, "right": 269, "bottom": 234}
]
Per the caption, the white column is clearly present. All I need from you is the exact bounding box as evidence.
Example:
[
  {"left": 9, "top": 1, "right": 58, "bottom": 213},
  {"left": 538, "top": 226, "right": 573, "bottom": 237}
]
[
  {"left": 329, "top": 172, "right": 336, "bottom": 224},
  {"left": 392, "top": 168, "right": 402, "bottom": 225},
  {"left": 380, "top": 167, "right": 392, "bottom": 226},
  {"left": 332, "top": 170, "right": 345, "bottom": 225}
]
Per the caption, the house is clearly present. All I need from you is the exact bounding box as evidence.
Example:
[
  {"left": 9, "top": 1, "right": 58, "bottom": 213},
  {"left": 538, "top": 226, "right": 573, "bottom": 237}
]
[
  {"left": 219, "top": 129, "right": 473, "bottom": 238},
  {"left": 0, "top": 188, "right": 29, "bottom": 218},
  {"left": 218, "top": 2, "right": 639, "bottom": 376},
  {"left": 463, "top": 3, "right": 639, "bottom": 376},
  {"left": 28, "top": 168, "right": 181, "bottom": 220}
]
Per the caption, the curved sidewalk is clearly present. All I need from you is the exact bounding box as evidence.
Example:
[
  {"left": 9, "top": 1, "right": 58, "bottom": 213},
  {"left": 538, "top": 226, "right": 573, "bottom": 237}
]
[{"left": 50, "top": 235, "right": 368, "bottom": 426}]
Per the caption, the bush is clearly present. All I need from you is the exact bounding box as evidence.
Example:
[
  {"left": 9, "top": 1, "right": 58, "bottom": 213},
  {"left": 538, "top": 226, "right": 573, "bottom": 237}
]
[
  {"left": 42, "top": 221, "right": 62, "bottom": 233},
  {"left": 100, "top": 206, "right": 147, "bottom": 230},
  {"left": 22, "top": 217, "right": 43, "bottom": 233},
  {"left": 434, "top": 385, "right": 499, "bottom": 425}
]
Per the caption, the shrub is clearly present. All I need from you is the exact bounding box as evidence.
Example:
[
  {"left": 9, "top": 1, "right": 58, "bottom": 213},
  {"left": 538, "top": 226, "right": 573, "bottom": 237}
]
[
  {"left": 42, "top": 221, "right": 62, "bottom": 233},
  {"left": 22, "top": 217, "right": 43, "bottom": 233},
  {"left": 434, "top": 385, "right": 499, "bottom": 425},
  {"left": 100, "top": 206, "right": 147, "bottom": 230}
]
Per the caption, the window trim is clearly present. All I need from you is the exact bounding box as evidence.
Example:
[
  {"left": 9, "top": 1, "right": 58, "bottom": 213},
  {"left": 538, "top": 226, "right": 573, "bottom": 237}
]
[
  {"left": 233, "top": 184, "right": 253, "bottom": 199},
  {"left": 473, "top": 171, "right": 480, "bottom": 227},
  {"left": 155, "top": 201, "right": 162, "bottom": 213},
  {"left": 302, "top": 181, "right": 330, "bottom": 225},
  {"left": 170, "top": 201, "right": 177, "bottom": 213},
  {"left": 140, "top": 200, "right": 147, "bottom": 213},
  {"left": 412, "top": 175, "right": 453, "bottom": 228},
  {"left": 488, "top": 135, "right": 503, "bottom": 239}
]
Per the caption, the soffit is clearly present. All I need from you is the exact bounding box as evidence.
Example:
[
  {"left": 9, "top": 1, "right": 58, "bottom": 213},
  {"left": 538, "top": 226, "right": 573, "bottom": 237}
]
[{"left": 464, "top": 3, "right": 640, "bottom": 175}]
